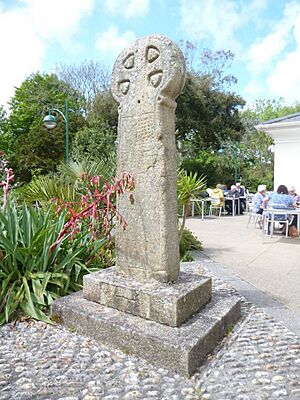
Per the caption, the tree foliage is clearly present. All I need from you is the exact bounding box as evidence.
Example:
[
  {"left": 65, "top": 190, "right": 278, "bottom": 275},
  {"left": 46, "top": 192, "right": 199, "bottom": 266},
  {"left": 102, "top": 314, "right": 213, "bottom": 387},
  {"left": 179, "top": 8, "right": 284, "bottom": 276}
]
[
  {"left": 89, "top": 90, "right": 118, "bottom": 130},
  {"left": 176, "top": 73, "right": 245, "bottom": 156},
  {"left": 72, "top": 120, "right": 117, "bottom": 163},
  {"left": 248, "top": 98, "right": 300, "bottom": 122},
  {"left": 181, "top": 150, "right": 235, "bottom": 188},
  {"left": 6, "top": 73, "right": 85, "bottom": 182},
  {"left": 176, "top": 43, "right": 245, "bottom": 158},
  {"left": 56, "top": 60, "right": 111, "bottom": 115},
  {"left": 0, "top": 107, "right": 12, "bottom": 157}
]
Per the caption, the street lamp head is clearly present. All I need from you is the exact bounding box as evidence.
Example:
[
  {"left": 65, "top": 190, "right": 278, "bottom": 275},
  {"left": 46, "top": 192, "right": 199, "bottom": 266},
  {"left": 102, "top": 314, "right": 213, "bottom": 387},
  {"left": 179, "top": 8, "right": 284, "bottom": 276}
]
[{"left": 43, "top": 114, "right": 57, "bottom": 129}]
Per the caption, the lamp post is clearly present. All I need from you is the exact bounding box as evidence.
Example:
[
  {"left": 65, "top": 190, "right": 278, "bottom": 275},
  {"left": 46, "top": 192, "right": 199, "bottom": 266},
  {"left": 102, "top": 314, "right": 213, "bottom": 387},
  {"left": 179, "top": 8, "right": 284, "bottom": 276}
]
[
  {"left": 218, "top": 142, "right": 238, "bottom": 183},
  {"left": 43, "top": 99, "right": 69, "bottom": 162}
]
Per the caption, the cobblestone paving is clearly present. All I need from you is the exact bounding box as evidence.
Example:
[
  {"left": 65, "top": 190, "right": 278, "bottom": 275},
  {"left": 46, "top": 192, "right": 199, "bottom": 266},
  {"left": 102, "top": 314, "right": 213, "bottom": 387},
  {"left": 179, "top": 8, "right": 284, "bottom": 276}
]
[{"left": 0, "top": 263, "right": 299, "bottom": 400}]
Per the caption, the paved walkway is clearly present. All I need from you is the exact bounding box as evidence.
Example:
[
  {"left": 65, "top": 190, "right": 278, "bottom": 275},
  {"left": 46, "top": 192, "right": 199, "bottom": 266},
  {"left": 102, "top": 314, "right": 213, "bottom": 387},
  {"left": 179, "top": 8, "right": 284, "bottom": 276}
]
[
  {"left": 186, "top": 214, "right": 300, "bottom": 335},
  {"left": 1, "top": 216, "right": 300, "bottom": 399},
  {"left": 1, "top": 262, "right": 299, "bottom": 400}
]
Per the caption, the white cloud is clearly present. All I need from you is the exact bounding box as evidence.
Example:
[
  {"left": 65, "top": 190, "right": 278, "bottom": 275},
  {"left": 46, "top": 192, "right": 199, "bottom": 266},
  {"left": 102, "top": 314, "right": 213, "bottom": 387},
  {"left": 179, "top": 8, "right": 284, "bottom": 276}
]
[
  {"left": 179, "top": 0, "right": 268, "bottom": 54},
  {"left": 103, "top": 0, "right": 149, "bottom": 19},
  {"left": 266, "top": 13, "right": 300, "bottom": 102},
  {"left": 96, "top": 26, "right": 136, "bottom": 59},
  {"left": 245, "top": 1, "right": 300, "bottom": 103},
  {"left": 246, "top": 1, "right": 300, "bottom": 73},
  {"left": 21, "top": 0, "right": 94, "bottom": 42},
  {"left": 0, "top": 0, "right": 94, "bottom": 109}
]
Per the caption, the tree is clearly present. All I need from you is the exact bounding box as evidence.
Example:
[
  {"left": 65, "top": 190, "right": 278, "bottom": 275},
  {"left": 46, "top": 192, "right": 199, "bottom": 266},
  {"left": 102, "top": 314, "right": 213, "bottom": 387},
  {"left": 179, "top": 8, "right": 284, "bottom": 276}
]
[
  {"left": 69, "top": 85, "right": 118, "bottom": 166},
  {"left": 7, "top": 73, "right": 85, "bottom": 182},
  {"left": 249, "top": 98, "right": 300, "bottom": 122},
  {"left": 176, "top": 73, "right": 245, "bottom": 157},
  {"left": 56, "top": 60, "right": 111, "bottom": 115},
  {"left": 89, "top": 90, "right": 118, "bottom": 130},
  {"left": 179, "top": 41, "right": 238, "bottom": 90},
  {"left": 181, "top": 150, "right": 234, "bottom": 188},
  {"left": 176, "top": 44, "right": 246, "bottom": 158},
  {"left": 0, "top": 106, "right": 12, "bottom": 158},
  {"left": 72, "top": 120, "right": 117, "bottom": 163}
]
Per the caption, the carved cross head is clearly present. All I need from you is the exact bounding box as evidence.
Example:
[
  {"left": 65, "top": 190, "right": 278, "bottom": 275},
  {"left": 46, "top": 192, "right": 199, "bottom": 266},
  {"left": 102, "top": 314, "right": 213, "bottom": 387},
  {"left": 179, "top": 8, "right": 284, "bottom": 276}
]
[{"left": 111, "top": 35, "right": 186, "bottom": 112}]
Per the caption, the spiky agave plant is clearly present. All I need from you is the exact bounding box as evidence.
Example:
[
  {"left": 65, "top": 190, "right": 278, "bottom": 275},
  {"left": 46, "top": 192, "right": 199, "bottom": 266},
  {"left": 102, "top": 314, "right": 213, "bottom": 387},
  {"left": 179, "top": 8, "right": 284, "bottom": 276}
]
[{"left": 177, "top": 169, "right": 207, "bottom": 240}]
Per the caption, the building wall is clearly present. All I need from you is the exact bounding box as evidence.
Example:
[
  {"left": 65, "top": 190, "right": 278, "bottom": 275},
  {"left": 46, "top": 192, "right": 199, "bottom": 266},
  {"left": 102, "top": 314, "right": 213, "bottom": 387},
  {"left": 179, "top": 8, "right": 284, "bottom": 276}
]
[
  {"left": 257, "top": 122, "right": 300, "bottom": 194},
  {"left": 274, "top": 140, "right": 300, "bottom": 192}
]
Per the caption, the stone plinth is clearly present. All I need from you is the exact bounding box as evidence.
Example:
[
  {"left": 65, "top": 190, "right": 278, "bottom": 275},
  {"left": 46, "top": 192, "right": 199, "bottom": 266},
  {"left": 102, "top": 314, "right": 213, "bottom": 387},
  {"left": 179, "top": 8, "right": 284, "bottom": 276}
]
[
  {"left": 83, "top": 268, "right": 212, "bottom": 327},
  {"left": 52, "top": 280, "right": 241, "bottom": 377}
]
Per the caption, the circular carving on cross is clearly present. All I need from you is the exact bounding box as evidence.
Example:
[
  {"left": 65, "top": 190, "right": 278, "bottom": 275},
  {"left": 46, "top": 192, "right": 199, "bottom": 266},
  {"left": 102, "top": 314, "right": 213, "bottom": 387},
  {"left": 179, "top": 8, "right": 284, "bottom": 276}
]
[{"left": 111, "top": 35, "right": 186, "bottom": 111}]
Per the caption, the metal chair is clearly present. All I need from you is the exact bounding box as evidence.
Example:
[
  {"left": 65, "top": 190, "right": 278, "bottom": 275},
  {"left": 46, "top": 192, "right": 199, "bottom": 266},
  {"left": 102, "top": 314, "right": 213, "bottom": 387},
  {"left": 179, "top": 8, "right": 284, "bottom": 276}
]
[
  {"left": 264, "top": 204, "right": 289, "bottom": 237},
  {"left": 209, "top": 198, "right": 223, "bottom": 217},
  {"left": 247, "top": 210, "right": 263, "bottom": 228}
]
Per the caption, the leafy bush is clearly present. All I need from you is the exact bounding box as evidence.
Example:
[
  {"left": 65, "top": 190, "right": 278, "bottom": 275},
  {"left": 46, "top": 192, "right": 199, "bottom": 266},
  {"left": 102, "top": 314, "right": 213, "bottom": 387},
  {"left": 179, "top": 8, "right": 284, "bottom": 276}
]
[
  {"left": 0, "top": 203, "right": 109, "bottom": 325},
  {"left": 0, "top": 170, "right": 134, "bottom": 325},
  {"left": 181, "top": 151, "right": 233, "bottom": 188},
  {"left": 179, "top": 228, "right": 203, "bottom": 261}
]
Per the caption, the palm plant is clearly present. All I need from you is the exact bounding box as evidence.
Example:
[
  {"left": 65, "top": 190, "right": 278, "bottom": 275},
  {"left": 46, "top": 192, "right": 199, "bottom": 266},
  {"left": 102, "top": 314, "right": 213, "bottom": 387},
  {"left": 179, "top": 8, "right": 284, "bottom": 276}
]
[
  {"left": 17, "top": 156, "right": 116, "bottom": 206},
  {"left": 177, "top": 169, "right": 207, "bottom": 240}
]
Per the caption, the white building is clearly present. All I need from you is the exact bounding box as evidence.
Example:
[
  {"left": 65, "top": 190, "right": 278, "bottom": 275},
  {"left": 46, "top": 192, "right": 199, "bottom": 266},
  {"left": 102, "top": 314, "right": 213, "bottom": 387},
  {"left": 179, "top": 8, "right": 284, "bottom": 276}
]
[{"left": 255, "top": 112, "right": 300, "bottom": 193}]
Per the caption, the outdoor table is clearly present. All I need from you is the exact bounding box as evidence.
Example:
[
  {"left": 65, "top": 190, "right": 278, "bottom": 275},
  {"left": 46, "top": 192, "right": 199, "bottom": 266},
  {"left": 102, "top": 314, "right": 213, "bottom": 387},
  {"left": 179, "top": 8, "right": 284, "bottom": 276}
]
[
  {"left": 225, "top": 197, "right": 239, "bottom": 216},
  {"left": 264, "top": 207, "right": 300, "bottom": 237},
  {"left": 190, "top": 198, "right": 211, "bottom": 220},
  {"left": 225, "top": 196, "right": 247, "bottom": 216}
]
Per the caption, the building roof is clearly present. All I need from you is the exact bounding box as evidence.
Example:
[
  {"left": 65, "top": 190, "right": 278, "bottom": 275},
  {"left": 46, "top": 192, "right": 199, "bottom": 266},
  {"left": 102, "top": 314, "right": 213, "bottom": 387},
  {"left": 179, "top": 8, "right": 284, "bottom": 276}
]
[{"left": 260, "top": 112, "right": 300, "bottom": 125}]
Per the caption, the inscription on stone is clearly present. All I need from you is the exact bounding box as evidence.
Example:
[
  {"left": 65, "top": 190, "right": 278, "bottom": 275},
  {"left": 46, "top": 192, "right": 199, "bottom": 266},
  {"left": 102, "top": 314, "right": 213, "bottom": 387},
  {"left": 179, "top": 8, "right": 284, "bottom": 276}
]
[{"left": 111, "top": 35, "right": 186, "bottom": 283}]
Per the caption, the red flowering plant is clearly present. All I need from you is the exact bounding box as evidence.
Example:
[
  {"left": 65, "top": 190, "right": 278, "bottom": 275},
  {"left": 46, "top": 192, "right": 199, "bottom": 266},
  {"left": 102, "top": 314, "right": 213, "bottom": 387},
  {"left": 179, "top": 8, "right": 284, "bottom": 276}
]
[
  {"left": 0, "top": 152, "right": 14, "bottom": 209},
  {"left": 50, "top": 171, "right": 135, "bottom": 254}
]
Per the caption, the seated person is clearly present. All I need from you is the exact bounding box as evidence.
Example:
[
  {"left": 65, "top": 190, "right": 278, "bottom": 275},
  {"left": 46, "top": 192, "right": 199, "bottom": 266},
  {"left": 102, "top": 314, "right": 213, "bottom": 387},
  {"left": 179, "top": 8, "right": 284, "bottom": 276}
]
[
  {"left": 263, "top": 184, "right": 297, "bottom": 232},
  {"left": 252, "top": 184, "right": 267, "bottom": 215},
  {"left": 210, "top": 184, "right": 225, "bottom": 209},
  {"left": 288, "top": 186, "right": 297, "bottom": 198},
  {"left": 225, "top": 185, "right": 241, "bottom": 215},
  {"left": 236, "top": 182, "right": 246, "bottom": 213},
  {"left": 293, "top": 193, "right": 300, "bottom": 205},
  {"left": 263, "top": 184, "right": 295, "bottom": 209},
  {"left": 236, "top": 182, "right": 245, "bottom": 196},
  {"left": 221, "top": 184, "right": 229, "bottom": 196},
  {"left": 206, "top": 188, "right": 213, "bottom": 197}
]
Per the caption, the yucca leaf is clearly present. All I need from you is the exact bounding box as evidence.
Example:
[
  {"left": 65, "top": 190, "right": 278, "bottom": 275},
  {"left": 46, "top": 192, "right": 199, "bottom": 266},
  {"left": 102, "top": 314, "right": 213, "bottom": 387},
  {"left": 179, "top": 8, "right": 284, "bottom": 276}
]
[
  {"left": 0, "top": 271, "right": 15, "bottom": 298},
  {"left": 5, "top": 283, "right": 19, "bottom": 322}
]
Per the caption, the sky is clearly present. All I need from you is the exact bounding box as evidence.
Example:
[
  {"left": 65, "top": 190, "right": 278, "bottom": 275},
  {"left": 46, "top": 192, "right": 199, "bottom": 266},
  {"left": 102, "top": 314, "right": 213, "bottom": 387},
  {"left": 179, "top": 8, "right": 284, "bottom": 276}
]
[{"left": 1, "top": 0, "right": 300, "bottom": 110}]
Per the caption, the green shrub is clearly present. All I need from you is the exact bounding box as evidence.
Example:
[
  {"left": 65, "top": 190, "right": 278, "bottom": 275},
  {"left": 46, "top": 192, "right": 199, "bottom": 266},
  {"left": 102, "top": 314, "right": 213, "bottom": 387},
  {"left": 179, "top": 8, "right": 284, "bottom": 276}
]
[
  {"left": 0, "top": 203, "right": 109, "bottom": 325},
  {"left": 179, "top": 228, "right": 203, "bottom": 261}
]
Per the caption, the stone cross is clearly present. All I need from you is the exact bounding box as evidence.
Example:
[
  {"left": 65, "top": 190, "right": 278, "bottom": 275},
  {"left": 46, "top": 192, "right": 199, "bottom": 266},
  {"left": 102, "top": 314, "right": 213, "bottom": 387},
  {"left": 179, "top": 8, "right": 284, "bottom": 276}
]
[
  {"left": 54, "top": 37, "right": 240, "bottom": 377},
  {"left": 111, "top": 35, "right": 186, "bottom": 283}
]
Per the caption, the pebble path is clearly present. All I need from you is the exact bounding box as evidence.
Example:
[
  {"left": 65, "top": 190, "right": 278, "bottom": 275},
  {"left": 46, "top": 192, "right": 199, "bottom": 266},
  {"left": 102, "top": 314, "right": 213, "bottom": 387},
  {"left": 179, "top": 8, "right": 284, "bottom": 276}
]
[{"left": 0, "top": 262, "right": 299, "bottom": 400}]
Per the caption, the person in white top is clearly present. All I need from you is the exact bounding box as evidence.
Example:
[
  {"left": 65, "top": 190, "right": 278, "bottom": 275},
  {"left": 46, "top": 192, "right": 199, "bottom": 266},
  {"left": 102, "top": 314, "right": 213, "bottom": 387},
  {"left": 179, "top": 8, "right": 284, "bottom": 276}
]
[{"left": 252, "top": 185, "right": 267, "bottom": 215}]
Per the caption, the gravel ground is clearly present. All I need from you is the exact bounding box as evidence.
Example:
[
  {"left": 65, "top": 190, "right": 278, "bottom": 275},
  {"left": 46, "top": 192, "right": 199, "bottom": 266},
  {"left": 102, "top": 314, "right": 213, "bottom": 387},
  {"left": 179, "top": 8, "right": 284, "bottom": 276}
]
[{"left": 0, "top": 261, "right": 299, "bottom": 400}]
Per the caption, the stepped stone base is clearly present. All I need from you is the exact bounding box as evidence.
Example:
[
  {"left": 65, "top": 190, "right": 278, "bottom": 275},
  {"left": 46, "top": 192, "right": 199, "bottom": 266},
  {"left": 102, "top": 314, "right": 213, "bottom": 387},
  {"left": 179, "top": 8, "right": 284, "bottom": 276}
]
[
  {"left": 83, "top": 268, "right": 212, "bottom": 327},
  {"left": 52, "top": 287, "right": 241, "bottom": 376}
]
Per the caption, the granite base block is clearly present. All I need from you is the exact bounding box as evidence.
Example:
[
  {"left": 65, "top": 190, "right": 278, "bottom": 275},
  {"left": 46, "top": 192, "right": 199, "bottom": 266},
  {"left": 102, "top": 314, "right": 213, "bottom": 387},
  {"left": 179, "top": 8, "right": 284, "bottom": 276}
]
[
  {"left": 83, "top": 267, "right": 212, "bottom": 327},
  {"left": 52, "top": 291, "right": 241, "bottom": 377}
]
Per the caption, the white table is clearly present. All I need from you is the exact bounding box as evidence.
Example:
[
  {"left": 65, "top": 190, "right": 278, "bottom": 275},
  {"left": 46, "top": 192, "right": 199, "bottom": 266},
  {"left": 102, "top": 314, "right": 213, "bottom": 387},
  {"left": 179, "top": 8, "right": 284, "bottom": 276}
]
[
  {"left": 224, "top": 196, "right": 247, "bottom": 216},
  {"left": 190, "top": 198, "right": 211, "bottom": 220},
  {"left": 225, "top": 197, "right": 239, "bottom": 216},
  {"left": 264, "top": 207, "right": 300, "bottom": 237}
]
